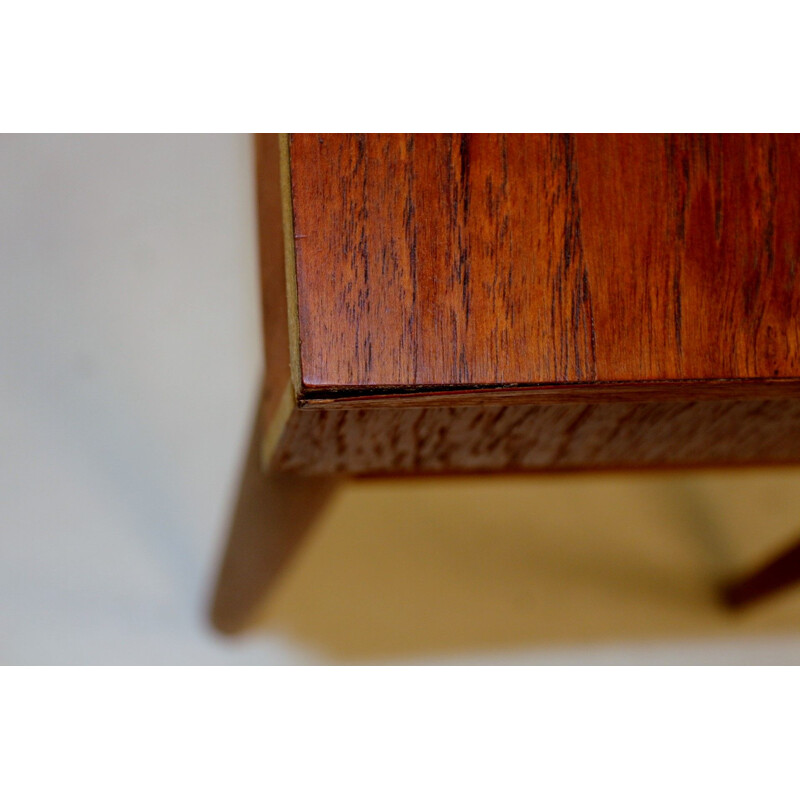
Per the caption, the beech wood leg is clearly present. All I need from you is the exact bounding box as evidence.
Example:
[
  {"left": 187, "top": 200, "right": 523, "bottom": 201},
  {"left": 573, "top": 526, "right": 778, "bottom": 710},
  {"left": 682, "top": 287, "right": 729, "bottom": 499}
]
[
  {"left": 721, "top": 532, "right": 800, "bottom": 610},
  {"left": 210, "top": 404, "right": 339, "bottom": 634}
]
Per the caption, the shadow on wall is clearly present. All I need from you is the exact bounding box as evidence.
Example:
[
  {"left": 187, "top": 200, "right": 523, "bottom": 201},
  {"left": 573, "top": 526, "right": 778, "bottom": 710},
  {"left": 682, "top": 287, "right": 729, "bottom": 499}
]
[{"left": 210, "top": 465, "right": 800, "bottom": 663}]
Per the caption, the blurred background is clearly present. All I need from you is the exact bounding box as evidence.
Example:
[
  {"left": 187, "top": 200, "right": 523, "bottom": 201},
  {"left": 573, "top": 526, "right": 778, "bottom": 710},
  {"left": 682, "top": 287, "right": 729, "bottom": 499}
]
[{"left": 3, "top": 133, "right": 800, "bottom": 665}]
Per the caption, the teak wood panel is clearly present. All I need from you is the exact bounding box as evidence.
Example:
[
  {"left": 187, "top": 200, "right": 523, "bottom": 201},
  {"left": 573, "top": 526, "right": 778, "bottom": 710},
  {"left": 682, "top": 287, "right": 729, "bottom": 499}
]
[
  {"left": 255, "top": 134, "right": 800, "bottom": 475},
  {"left": 271, "top": 398, "right": 800, "bottom": 475},
  {"left": 287, "top": 134, "right": 800, "bottom": 398}
]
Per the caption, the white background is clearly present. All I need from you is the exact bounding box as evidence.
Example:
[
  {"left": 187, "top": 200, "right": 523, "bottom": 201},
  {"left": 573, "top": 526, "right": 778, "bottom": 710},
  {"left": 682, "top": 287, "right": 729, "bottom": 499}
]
[{"left": 0, "top": 134, "right": 312, "bottom": 663}]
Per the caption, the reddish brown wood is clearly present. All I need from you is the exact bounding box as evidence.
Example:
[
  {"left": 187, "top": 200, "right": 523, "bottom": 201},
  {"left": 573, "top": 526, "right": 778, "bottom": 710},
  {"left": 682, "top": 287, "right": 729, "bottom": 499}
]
[
  {"left": 272, "top": 397, "right": 800, "bottom": 476},
  {"left": 250, "top": 134, "right": 800, "bottom": 476},
  {"left": 211, "top": 401, "right": 338, "bottom": 633},
  {"left": 287, "top": 134, "right": 800, "bottom": 398},
  {"left": 213, "top": 135, "right": 800, "bottom": 624}
]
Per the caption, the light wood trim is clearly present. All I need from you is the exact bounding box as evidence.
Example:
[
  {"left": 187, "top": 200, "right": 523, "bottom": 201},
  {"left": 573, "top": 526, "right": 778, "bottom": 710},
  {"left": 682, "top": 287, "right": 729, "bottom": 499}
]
[{"left": 279, "top": 133, "right": 302, "bottom": 399}]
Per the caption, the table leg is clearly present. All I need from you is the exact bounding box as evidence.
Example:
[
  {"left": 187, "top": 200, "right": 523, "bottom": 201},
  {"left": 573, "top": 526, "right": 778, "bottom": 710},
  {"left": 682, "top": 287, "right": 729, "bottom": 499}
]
[
  {"left": 721, "top": 532, "right": 800, "bottom": 610},
  {"left": 210, "top": 404, "right": 339, "bottom": 634}
]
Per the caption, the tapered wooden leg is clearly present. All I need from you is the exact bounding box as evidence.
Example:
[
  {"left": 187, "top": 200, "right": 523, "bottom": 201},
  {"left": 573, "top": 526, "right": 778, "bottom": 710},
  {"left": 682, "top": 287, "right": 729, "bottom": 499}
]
[
  {"left": 721, "top": 531, "right": 800, "bottom": 610},
  {"left": 210, "top": 405, "right": 339, "bottom": 634}
]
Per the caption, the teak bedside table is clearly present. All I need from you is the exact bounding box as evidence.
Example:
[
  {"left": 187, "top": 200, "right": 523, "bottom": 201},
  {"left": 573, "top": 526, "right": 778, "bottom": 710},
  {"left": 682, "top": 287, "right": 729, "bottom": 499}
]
[{"left": 212, "top": 133, "right": 800, "bottom": 633}]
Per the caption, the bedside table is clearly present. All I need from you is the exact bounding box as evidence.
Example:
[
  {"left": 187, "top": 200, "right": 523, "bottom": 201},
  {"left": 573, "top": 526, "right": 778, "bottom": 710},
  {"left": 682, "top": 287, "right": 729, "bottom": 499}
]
[{"left": 213, "top": 133, "right": 800, "bottom": 633}]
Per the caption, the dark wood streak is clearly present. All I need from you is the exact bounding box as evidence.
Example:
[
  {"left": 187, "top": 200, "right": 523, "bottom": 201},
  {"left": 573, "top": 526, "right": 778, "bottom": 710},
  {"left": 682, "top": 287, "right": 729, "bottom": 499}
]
[{"left": 294, "top": 377, "right": 800, "bottom": 408}]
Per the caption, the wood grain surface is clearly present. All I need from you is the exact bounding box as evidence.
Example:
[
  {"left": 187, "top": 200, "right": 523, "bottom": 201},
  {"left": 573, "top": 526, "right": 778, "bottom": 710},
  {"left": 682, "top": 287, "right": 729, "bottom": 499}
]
[
  {"left": 287, "top": 134, "right": 800, "bottom": 398},
  {"left": 253, "top": 134, "right": 800, "bottom": 475},
  {"left": 271, "top": 398, "right": 800, "bottom": 475}
]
